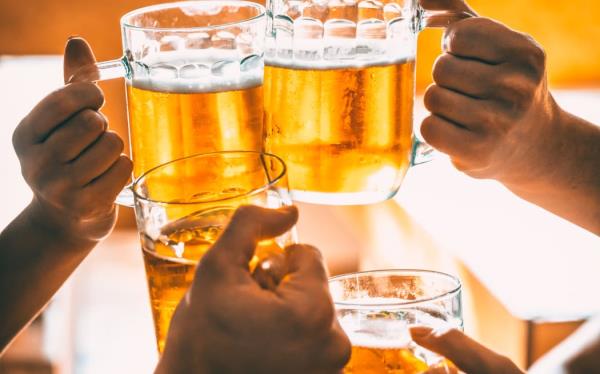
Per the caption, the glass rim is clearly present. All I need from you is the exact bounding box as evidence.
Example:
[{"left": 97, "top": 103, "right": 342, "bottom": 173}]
[
  {"left": 329, "top": 269, "right": 462, "bottom": 309},
  {"left": 132, "top": 150, "right": 288, "bottom": 206},
  {"left": 121, "top": 0, "right": 266, "bottom": 33}
]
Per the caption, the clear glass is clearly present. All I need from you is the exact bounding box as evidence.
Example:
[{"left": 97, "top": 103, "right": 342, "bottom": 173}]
[
  {"left": 264, "top": 0, "right": 471, "bottom": 205},
  {"left": 70, "top": 1, "right": 266, "bottom": 182},
  {"left": 132, "top": 151, "right": 296, "bottom": 353},
  {"left": 329, "top": 269, "right": 463, "bottom": 373}
]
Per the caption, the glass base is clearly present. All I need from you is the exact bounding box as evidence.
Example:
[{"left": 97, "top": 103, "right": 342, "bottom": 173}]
[{"left": 290, "top": 189, "right": 399, "bottom": 206}]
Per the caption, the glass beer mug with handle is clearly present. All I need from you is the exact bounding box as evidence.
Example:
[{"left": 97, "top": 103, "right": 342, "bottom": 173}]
[
  {"left": 70, "top": 1, "right": 266, "bottom": 182},
  {"left": 264, "top": 0, "right": 472, "bottom": 205}
]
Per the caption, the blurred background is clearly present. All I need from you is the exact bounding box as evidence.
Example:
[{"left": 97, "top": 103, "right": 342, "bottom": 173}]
[{"left": 1, "top": 0, "right": 599, "bottom": 373}]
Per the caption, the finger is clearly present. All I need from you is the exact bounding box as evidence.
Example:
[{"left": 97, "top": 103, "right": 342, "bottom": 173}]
[
  {"left": 70, "top": 131, "right": 125, "bottom": 186},
  {"left": 410, "top": 327, "right": 524, "bottom": 374},
  {"left": 420, "top": 114, "right": 483, "bottom": 160},
  {"left": 43, "top": 109, "right": 107, "bottom": 163},
  {"left": 423, "top": 85, "right": 490, "bottom": 132},
  {"left": 419, "top": 0, "right": 477, "bottom": 27},
  {"left": 433, "top": 53, "right": 499, "bottom": 98},
  {"left": 277, "top": 245, "right": 332, "bottom": 327},
  {"left": 83, "top": 155, "right": 133, "bottom": 202},
  {"left": 204, "top": 205, "right": 299, "bottom": 276},
  {"left": 64, "top": 37, "right": 98, "bottom": 84},
  {"left": 443, "top": 17, "right": 533, "bottom": 64},
  {"left": 14, "top": 83, "right": 104, "bottom": 148}
]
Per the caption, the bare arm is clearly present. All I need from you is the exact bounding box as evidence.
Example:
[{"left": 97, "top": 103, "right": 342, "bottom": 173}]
[
  {"left": 504, "top": 109, "right": 600, "bottom": 234},
  {"left": 0, "top": 201, "right": 97, "bottom": 351},
  {"left": 421, "top": 15, "right": 600, "bottom": 235},
  {"left": 0, "top": 37, "right": 132, "bottom": 352}
]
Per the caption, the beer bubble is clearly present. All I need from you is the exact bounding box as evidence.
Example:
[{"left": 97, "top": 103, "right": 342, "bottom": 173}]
[
  {"left": 180, "top": 63, "right": 210, "bottom": 79},
  {"left": 383, "top": 3, "right": 404, "bottom": 22},
  {"left": 149, "top": 64, "right": 179, "bottom": 79},
  {"left": 211, "top": 60, "right": 241, "bottom": 77},
  {"left": 358, "top": 0, "right": 384, "bottom": 21}
]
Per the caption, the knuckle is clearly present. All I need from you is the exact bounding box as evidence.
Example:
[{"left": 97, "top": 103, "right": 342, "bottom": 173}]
[
  {"left": 420, "top": 116, "right": 439, "bottom": 144},
  {"left": 104, "top": 132, "right": 125, "bottom": 154},
  {"left": 432, "top": 54, "right": 452, "bottom": 83},
  {"left": 522, "top": 34, "right": 547, "bottom": 79},
  {"left": 423, "top": 85, "right": 441, "bottom": 111},
  {"left": 495, "top": 75, "right": 535, "bottom": 113},
  {"left": 70, "top": 82, "right": 105, "bottom": 108},
  {"left": 12, "top": 125, "right": 25, "bottom": 154},
  {"left": 79, "top": 110, "right": 105, "bottom": 134}
]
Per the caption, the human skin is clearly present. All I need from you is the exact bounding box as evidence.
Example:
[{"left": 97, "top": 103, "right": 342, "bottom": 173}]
[{"left": 0, "top": 37, "right": 132, "bottom": 352}]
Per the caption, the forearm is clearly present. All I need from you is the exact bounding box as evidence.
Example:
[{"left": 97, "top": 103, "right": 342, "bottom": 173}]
[
  {"left": 0, "top": 201, "right": 96, "bottom": 352},
  {"left": 505, "top": 108, "right": 600, "bottom": 235}
]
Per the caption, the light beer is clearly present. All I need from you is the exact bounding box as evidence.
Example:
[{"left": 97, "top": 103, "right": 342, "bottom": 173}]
[
  {"left": 345, "top": 344, "right": 429, "bottom": 373},
  {"left": 141, "top": 207, "right": 284, "bottom": 353},
  {"left": 126, "top": 50, "right": 264, "bottom": 177},
  {"left": 264, "top": 59, "right": 415, "bottom": 204}
]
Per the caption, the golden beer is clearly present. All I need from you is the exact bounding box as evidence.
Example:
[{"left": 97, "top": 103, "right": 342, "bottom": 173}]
[
  {"left": 127, "top": 81, "right": 263, "bottom": 177},
  {"left": 345, "top": 344, "right": 429, "bottom": 374},
  {"left": 264, "top": 59, "right": 415, "bottom": 203},
  {"left": 141, "top": 207, "right": 284, "bottom": 353}
]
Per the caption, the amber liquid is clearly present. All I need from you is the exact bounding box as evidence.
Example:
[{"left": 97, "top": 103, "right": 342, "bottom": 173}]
[
  {"left": 126, "top": 83, "right": 263, "bottom": 177},
  {"left": 141, "top": 208, "right": 284, "bottom": 353},
  {"left": 264, "top": 60, "right": 415, "bottom": 203},
  {"left": 345, "top": 345, "right": 429, "bottom": 374}
]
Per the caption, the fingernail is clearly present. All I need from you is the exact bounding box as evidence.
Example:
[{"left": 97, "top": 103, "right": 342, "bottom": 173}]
[
  {"left": 410, "top": 326, "right": 434, "bottom": 338},
  {"left": 67, "top": 35, "right": 81, "bottom": 41}
]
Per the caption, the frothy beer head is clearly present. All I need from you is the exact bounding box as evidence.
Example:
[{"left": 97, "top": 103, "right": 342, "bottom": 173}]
[{"left": 131, "top": 49, "right": 263, "bottom": 93}]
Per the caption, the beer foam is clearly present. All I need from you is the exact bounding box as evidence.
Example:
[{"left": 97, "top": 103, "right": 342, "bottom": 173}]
[
  {"left": 265, "top": 55, "right": 414, "bottom": 70},
  {"left": 131, "top": 50, "right": 263, "bottom": 93}
]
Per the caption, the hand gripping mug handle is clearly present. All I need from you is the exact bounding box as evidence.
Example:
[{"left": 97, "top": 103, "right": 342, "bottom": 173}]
[
  {"left": 68, "top": 56, "right": 136, "bottom": 207},
  {"left": 410, "top": 6, "right": 475, "bottom": 166}
]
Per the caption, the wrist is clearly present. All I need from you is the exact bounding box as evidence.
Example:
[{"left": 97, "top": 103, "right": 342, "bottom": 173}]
[
  {"left": 24, "top": 198, "right": 98, "bottom": 249},
  {"left": 501, "top": 95, "right": 567, "bottom": 194}
]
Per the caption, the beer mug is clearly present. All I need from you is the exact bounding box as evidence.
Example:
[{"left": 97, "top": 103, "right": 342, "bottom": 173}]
[
  {"left": 71, "top": 1, "right": 266, "bottom": 181},
  {"left": 329, "top": 269, "right": 463, "bottom": 373},
  {"left": 264, "top": 0, "right": 472, "bottom": 204},
  {"left": 132, "top": 151, "right": 296, "bottom": 352}
]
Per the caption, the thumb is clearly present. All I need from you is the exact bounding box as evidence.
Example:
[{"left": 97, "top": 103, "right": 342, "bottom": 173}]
[
  {"left": 419, "top": 0, "right": 477, "bottom": 14},
  {"left": 410, "top": 326, "right": 524, "bottom": 374},
  {"left": 64, "top": 37, "right": 98, "bottom": 84},
  {"left": 199, "top": 205, "right": 299, "bottom": 283}
]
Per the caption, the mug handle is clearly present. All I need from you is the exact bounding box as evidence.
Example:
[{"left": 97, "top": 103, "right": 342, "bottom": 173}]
[
  {"left": 66, "top": 56, "right": 130, "bottom": 83},
  {"left": 410, "top": 5, "right": 476, "bottom": 166}
]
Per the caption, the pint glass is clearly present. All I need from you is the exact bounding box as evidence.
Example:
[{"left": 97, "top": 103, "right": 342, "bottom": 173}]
[
  {"left": 71, "top": 1, "right": 266, "bottom": 178},
  {"left": 132, "top": 151, "right": 295, "bottom": 353},
  {"left": 264, "top": 0, "right": 471, "bottom": 204},
  {"left": 329, "top": 270, "right": 463, "bottom": 373}
]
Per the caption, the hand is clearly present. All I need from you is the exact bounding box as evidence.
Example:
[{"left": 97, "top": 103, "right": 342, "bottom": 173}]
[
  {"left": 12, "top": 37, "right": 132, "bottom": 242},
  {"left": 157, "top": 205, "right": 351, "bottom": 374},
  {"left": 410, "top": 326, "right": 524, "bottom": 374},
  {"left": 421, "top": 16, "right": 564, "bottom": 190}
]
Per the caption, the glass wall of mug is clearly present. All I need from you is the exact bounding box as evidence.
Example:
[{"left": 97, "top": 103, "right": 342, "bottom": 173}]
[
  {"left": 329, "top": 270, "right": 463, "bottom": 373},
  {"left": 264, "top": 0, "right": 460, "bottom": 204},
  {"left": 73, "top": 1, "right": 267, "bottom": 178},
  {"left": 132, "top": 151, "right": 295, "bottom": 353}
]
